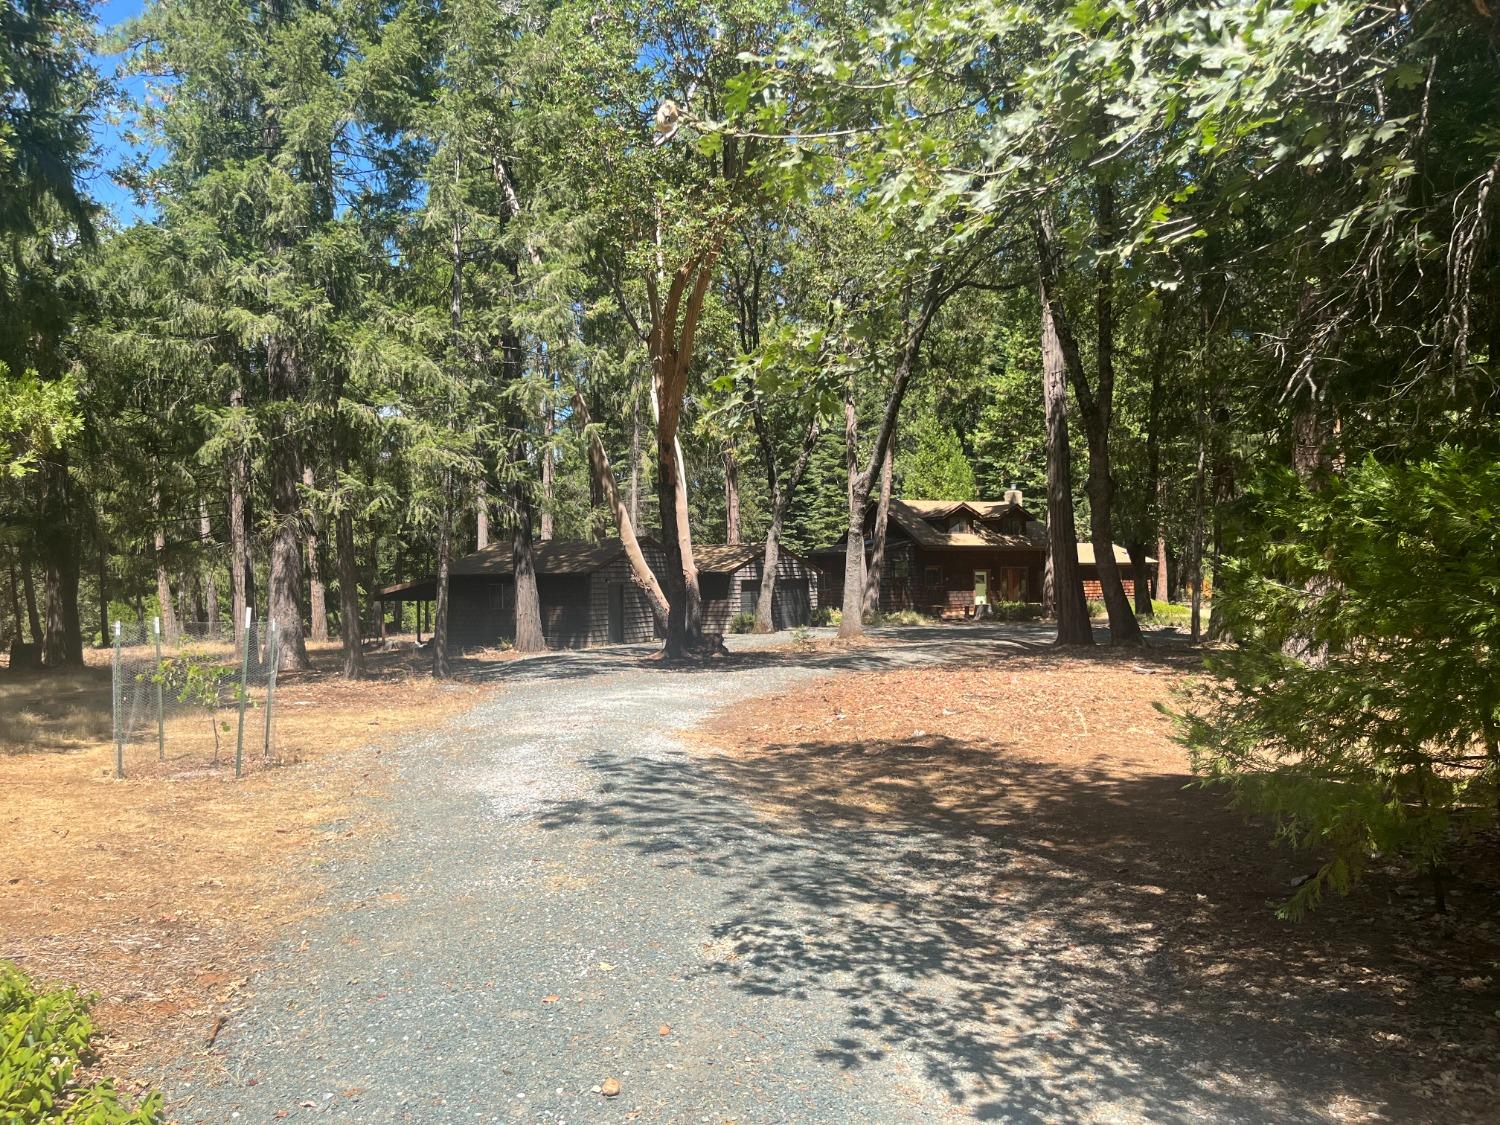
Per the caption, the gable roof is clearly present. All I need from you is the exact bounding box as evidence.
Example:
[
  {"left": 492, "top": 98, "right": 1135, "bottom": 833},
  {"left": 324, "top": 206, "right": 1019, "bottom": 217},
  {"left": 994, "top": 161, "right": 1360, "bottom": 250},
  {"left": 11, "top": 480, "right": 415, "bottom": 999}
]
[
  {"left": 694, "top": 542, "right": 763, "bottom": 575},
  {"left": 885, "top": 498, "right": 1036, "bottom": 550}
]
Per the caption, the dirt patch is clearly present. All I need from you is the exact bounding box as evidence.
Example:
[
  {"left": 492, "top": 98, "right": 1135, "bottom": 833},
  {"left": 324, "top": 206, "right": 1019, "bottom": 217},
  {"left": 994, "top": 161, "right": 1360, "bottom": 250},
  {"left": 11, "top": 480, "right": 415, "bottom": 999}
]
[
  {"left": 0, "top": 639, "right": 503, "bottom": 1099},
  {"left": 691, "top": 649, "right": 1500, "bottom": 1118}
]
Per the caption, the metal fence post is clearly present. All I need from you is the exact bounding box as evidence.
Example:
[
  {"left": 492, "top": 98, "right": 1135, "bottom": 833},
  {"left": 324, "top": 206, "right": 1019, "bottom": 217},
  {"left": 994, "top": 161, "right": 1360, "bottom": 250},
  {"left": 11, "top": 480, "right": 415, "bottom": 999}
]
[
  {"left": 112, "top": 621, "right": 123, "bottom": 779},
  {"left": 154, "top": 616, "right": 164, "bottom": 762},
  {"left": 235, "top": 606, "right": 253, "bottom": 778},
  {"left": 263, "top": 620, "right": 279, "bottom": 760}
]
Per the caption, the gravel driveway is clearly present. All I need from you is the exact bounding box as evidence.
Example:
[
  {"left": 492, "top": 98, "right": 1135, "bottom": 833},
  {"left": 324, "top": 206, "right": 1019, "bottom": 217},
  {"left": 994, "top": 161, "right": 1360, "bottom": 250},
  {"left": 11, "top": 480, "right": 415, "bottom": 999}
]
[{"left": 165, "top": 625, "right": 1358, "bottom": 1124}]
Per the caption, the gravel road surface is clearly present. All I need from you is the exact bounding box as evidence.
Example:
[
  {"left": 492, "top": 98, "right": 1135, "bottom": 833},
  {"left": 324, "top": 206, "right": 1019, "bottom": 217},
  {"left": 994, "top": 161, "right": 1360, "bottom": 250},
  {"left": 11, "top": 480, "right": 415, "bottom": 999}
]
[{"left": 166, "top": 625, "right": 1365, "bottom": 1124}]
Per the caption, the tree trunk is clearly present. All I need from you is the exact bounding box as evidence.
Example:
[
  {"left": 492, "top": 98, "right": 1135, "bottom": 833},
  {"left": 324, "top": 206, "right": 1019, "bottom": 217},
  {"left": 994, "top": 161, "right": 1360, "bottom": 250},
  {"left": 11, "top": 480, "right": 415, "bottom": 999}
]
[
  {"left": 1189, "top": 421, "right": 1208, "bottom": 643},
  {"left": 512, "top": 482, "right": 546, "bottom": 652},
  {"left": 94, "top": 548, "right": 107, "bottom": 648},
  {"left": 335, "top": 491, "right": 365, "bottom": 678},
  {"left": 723, "top": 444, "right": 741, "bottom": 545},
  {"left": 839, "top": 371, "right": 867, "bottom": 637},
  {"left": 39, "top": 460, "right": 83, "bottom": 666},
  {"left": 267, "top": 337, "right": 310, "bottom": 672},
  {"left": 7, "top": 557, "right": 22, "bottom": 644},
  {"left": 629, "top": 385, "right": 641, "bottom": 528},
  {"left": 1040, "top": 276, "right": 1094, "bottom": 646},
  {"left": 1155, "top": 479, "right": 1170, "bottom": 606},
  {"left": 199, "top": 500, "right": 219, "bottom": 633},
  {"left": 1035, "top": 208, "right": 1137, "bottom": 645},
  {"left": 540, "top": 398, "right": 555, "bottom": 542},
  {"left": 303, "top": 465, "right": 328, "bottom": 642},
  {"left": 19, "top": 544, "right": 41, "bottom": 644},
  {"left": 229, "top": 383, "right": 252, "bottom": 650},
  {"left": 476, "top": 479, "right": 489, "bottom": 550},
  {"left": 153, "top": 479, "right": 179, "bottom": 645},
  {"left": 863, "top": 438, "right": 892, "bottom": 621},
  {"left": 754, "top": 414, "right": 821, "bottom": 634},
  {"left": 432, "top": 477, "right": 453, "bottom": 677},
  {"left": 1126, "top": 542, "right": 1152, "bottom": 614},
  {"left": 839, "top": 273, "right": 945, "bottom": 640},
  {"left": 574, "top": 389, "right": 670, "bottom": 629}
]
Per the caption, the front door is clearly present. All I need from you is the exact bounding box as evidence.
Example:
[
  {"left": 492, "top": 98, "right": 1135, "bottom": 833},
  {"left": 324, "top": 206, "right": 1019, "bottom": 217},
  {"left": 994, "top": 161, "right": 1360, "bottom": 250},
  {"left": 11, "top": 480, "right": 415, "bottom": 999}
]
[{"left": 973, "top": 569, "right": 989, "bottom": 607}]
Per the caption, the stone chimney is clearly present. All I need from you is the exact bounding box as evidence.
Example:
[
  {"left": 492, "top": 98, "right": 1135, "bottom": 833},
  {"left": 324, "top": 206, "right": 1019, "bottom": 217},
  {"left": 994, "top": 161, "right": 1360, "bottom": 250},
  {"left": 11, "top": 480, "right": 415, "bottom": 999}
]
[{"left": 1003, "top": 482, "right": 1024, "bottom": 509}]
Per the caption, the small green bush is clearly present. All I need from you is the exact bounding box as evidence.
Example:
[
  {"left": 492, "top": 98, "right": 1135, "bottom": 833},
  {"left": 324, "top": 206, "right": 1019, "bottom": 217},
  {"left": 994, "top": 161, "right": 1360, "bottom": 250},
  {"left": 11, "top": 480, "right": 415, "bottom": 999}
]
[
  {"left": 1, "top": 962, "right": 163, "bottom": 1123},
  {"left": 810, "top": 606, "right": 840, "bottom": 627},
  {"left": 872, "top": 609, "right": 933, "bottom": 626},
  {"left": 990, "top": 601, "right": 1043, "bottom": 621},
  {"left": 1086, "top": 598, "right": 1108, "bottom": 619},
  {"left": 1141, "top": 599, "right": 1192, "bottom": 627},
  {"left": 728, "top": 611, "right": 757, "bottom": 634}
]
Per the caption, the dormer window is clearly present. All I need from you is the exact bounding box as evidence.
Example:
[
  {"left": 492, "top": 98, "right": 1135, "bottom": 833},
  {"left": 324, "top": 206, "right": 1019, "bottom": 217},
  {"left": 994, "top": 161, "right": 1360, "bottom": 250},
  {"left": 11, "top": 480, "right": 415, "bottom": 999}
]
[{"left": 948, "top": 516, "right": 970, "bottom": 534}]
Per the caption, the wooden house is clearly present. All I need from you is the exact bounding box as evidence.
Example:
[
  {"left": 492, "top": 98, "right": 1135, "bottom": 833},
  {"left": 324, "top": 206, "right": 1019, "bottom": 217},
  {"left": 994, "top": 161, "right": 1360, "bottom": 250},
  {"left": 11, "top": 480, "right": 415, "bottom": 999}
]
[
  {"left": 378, "top": 537, "right": 819, "bottom": 651},
  {"left": 811, "top": 491, "right": 1150, "bottom": 617}
]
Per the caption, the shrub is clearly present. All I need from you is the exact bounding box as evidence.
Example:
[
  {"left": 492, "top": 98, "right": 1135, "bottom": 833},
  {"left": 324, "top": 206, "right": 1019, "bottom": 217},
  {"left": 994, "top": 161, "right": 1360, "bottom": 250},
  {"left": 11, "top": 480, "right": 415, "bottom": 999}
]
[
  {"left": 1, "top": 962, "right": 163, "bottom": 1123},
  {"left": 1141, "top": 599, "right": 1192, "bottom": 627},
  {"left": 1085, "top": 599, "right": 1108, "bottom": 619},
  {"left": 872, "top": 608, "right": 931, "bottom": 626},
  {"left": 728, "top": 611, "right": 757, "bottom": 634},
  {"left": 991, "top": 601, "right": 1043, "bottom": 622},
  {"left": 810, "top": 606, "right": 840, "bottom": 627},
  {"left": 1174, "top": 444, "right": 1500, "bottom": 917}
]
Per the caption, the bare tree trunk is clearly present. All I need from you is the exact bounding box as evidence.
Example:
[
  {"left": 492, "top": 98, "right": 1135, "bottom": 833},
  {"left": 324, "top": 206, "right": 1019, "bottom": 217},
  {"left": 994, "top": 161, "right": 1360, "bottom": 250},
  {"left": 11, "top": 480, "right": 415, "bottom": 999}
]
[
  {"left": 153, "top": 479, "right": 179, "bottom": 645},
  {"left": 266, "top": 337, "right": 310, "bottom": 671},
  {"left": 512, "top": 483, "right": 546, "bottom": 652},
  {"left": 7, "top": 556, "right": 22, "bottom": 644},
  {"left": 839, "top": 274, "right": 945, "bottom": 640},
  {"left": 540, "top": 398, "right": 555, "bottom": 542},
  {"left": 39, "top": 459, "right": 83, "bottom": 666},
  {"left": 94, "top": 546, "right": 107, "bottom": 647},
  {"left": 839, "top": 371, "right": 867, "bottom": 636},
  {"left": 200, "top": 500, "right": 219, "bottom": 631},
  {"left": 1155, "top": 477, "right": 1170, "bottom": 605},
  {"left": 1035, "top": 206, "right": 1139, "bottom": 645},
  {"left": 1040, "top": 274, "right": 1094, "bottom": 646},
  {"left": 1188, "top": 429, "right": 1212, "bottom": 648},
  {"left": 753, "top": 414, "right": 821, "bottom": 634},
  {"left": 476, "top": 479, "right": 489, "bottom": 550},
  {"left": 723, "top": 444, "right": 741, "bottom": 545},
  {"left": 19, "top": 544, "right": 40, "bottom": 644},
  {"left": 575, "top": 389, "right": 670, "bottom": 629},
  {"left": 433, "top": 481, "right": 453, "bottom": 677},
  {"left": 862, "top": 438, "right": 892, "bottom": 621},
  {"left": 629, "top": 386, "right": 641, "bottom": 527},
  {"left": 1126, "top": 542, "right": 1151, "bottom": 614},
  {"left": 229, "top": 384, "right": 252, "bottom": 650},
  {"left": 335, "top": 490, "right": 365, "bottom": 678},
  {"left": 303, "top": 465, "right": 328, "bottom": 642}
]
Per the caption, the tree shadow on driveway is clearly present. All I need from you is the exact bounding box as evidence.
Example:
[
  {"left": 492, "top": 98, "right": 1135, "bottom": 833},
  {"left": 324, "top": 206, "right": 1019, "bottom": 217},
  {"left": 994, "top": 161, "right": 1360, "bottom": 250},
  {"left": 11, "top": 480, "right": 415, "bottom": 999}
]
[{"left": 536, "top": 729, "right": 1487, "bottom": 1122}]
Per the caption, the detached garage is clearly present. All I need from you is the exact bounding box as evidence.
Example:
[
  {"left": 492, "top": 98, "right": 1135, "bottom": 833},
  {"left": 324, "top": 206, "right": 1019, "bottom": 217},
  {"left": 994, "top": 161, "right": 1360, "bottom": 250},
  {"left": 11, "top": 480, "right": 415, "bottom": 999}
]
[{"left": 378, "top": 538, "right": 819, "bottom": 650}]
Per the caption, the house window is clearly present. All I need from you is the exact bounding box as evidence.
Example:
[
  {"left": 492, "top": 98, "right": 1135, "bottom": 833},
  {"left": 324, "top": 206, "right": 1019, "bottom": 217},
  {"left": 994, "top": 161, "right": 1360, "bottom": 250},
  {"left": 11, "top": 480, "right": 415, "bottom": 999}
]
[
  {"left": 893, "top": 555, "right": 910, "bottom": 578},
  {"left": 925, "top": 566, "right": 943, "bottom": 588},
  {"left": 1001, "top": 516, "right": 1024, "bottom": 534}
]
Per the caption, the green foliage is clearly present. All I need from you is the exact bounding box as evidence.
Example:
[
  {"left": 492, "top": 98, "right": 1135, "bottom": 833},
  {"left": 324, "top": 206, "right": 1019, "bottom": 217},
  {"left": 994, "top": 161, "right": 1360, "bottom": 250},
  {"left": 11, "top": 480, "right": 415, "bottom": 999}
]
[
  {"left": 0, "top": 962, "right": 162, "bottom": 1123},
  {"left": 990, "top": 601, "right": 1043, "bottom": 622},
  {"left": 871, "top": 609, "right": 933, "bottom": 627},
  {"left": 897, "top": 410, "right": 976, "bottom": 500},
  {"left": 0, "top": 366, "right": 79, "bottom": 479},
  {"left": 1176, "top": 442, "right": 1500, "bottom": 917},
  {"left": 810, "top": 605, "right": 840, "bottom": 628},
  {"left": 728, "top": 611, "right": 757, "bottom": 634}
]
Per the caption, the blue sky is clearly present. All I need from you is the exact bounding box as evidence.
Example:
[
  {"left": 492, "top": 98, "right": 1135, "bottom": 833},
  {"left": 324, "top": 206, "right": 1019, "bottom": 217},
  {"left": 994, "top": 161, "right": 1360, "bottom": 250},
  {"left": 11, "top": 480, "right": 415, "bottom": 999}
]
[{"left": 89, "top": 0, "right": 154, "bottom": 225}]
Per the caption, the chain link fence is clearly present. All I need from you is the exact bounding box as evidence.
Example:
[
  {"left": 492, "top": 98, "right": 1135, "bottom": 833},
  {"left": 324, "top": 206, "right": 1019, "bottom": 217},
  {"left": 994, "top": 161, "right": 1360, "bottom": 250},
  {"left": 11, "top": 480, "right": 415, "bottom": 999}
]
[{"left": 110, "top": 613, "right": 281, "bottom": 779}]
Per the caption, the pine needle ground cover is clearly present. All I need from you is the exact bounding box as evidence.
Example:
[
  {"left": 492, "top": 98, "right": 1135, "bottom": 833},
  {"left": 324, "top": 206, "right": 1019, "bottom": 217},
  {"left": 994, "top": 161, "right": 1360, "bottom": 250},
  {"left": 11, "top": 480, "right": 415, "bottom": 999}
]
[
  {"left": 0, "top": 642, "right": 503, "bottom": 1097},
  {"left": 692, "top": 652, "right": 1500, "bottom": 1117}
]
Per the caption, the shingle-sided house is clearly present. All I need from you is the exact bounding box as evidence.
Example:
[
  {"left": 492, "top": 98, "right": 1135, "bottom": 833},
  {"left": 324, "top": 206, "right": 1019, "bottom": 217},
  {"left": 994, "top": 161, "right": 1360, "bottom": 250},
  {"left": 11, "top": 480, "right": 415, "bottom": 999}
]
[
  {"left": 378, "top": 537, "right": 819, "bottom": 650},
  {"left": 811, "top": 491, "right": 1150, "bottom": 617}
]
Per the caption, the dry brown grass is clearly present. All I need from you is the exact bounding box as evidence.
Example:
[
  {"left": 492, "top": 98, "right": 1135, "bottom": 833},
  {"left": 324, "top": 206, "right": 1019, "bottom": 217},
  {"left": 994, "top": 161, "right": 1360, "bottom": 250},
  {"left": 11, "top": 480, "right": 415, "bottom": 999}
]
[{"left": 0, "top": 638, "right": 504, "bottom": 1097}]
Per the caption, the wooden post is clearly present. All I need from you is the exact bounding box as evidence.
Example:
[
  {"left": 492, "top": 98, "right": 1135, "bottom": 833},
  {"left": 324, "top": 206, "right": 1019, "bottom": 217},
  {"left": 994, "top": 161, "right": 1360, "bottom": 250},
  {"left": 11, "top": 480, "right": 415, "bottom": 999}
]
[
  {"left": 263, "top": 620, "right": 279, "bottom": 760},
  {"left": 154, "top": 616, "right": 164, "bottom": 762},
  {"left": 112, "top": 621, "right": 123, "bottom": 779}
]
